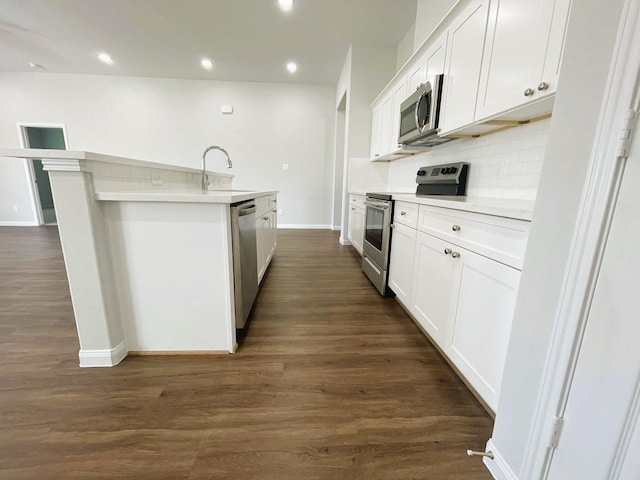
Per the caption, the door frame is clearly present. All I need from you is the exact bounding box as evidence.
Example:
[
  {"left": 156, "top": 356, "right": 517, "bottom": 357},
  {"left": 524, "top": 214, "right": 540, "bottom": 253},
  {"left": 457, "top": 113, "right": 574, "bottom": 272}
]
[
  {"left": 518, "top": 0, "right": 640, "bottom": 477},
  {"left": 17, "top": 122, "right": 69, "bottom": 225}
]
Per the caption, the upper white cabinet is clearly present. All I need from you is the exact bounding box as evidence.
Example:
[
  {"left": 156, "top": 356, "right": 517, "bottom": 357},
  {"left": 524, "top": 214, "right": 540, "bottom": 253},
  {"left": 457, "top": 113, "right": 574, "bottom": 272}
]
[
  {"left": 439, "top": 0, "right": 491, "bottom": 135},
  {"left": 475, "top": 0, "right": 573, "bottom": 121},
  {"left": 424, "top": 32, "right": 449, "bottom": 85}
]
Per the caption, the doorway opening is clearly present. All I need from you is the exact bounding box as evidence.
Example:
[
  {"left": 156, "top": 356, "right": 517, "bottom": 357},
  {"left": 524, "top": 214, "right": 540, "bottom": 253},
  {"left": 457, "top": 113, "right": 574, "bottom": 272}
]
[
  {"left": 332, "top": 92, "right": 348, "bottom": 239},
  {"left": 18, "top": 124, "right": 68, "bottom": 225}
]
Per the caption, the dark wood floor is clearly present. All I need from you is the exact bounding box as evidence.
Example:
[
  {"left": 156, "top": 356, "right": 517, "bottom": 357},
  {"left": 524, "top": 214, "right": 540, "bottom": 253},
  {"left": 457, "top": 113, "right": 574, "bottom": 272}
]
[{"left": 0, "top": 227, "right": 492, "bottom": 479}]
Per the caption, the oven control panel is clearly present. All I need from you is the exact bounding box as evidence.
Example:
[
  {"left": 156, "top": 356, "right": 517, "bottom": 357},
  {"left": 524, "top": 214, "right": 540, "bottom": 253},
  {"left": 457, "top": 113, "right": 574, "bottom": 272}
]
[{"left": 415, "top": 162, "right": 469, "bottom": 196}]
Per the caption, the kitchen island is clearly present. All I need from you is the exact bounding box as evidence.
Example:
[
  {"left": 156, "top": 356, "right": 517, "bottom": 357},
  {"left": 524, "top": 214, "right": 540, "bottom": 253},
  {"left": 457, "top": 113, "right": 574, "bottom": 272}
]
[{"left": 0, "top": 149, "right": 277, "bottom": 366}]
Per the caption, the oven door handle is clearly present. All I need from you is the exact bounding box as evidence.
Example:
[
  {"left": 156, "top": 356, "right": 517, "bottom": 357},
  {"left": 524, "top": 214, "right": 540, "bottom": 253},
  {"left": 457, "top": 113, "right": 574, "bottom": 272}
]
[{"left": 365, "top": 200, "right": 391, "bottom": 209}]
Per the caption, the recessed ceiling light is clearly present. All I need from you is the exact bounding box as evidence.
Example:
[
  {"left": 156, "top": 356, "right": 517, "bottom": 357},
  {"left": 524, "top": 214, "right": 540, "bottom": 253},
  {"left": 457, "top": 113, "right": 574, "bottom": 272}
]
[
  {"left": 278, "top": 0, "right": 294, "bottom": 12},
  {"left": 201, "top": 58, "right": 214, "bottom": 70},
  {"left": 28, "top": 62, "right": 44, "bottom": 69},
  {"left": 98, "top": 52, "right": 114, "bottom": 65},
  {"left": 286, "top": 62, "right": 298, "bottom": 74}
]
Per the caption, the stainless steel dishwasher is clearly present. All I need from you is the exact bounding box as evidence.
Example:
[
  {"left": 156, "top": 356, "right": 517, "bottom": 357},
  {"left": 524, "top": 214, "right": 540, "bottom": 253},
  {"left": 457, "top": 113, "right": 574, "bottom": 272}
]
[{"left": 230, "top": 200, "right": 258, "bottom": 328}]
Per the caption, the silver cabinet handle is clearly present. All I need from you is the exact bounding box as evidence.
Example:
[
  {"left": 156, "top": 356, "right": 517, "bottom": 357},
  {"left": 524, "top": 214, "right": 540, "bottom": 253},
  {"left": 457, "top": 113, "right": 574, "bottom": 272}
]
[
  {"left": 263, "top": 216, "right": 269, "bottom": 220},
  {"left": 444, "top": 248, "right": 452, "bottom": 255},
  {"left": 451, "top": 251, "right": 461, "bottom": 259},
  {"left": 467, "top": 450, "right": 494, "bottom": 459},
  {"left": 351, "top": 207, "right": 355, "bottom": 211},
  {"left": 390, "top": 224, "right": 395, "bottom": 229},
  {"left": 400, "top": 211, "right": 407, "bottom": 216},
  {"left": 524, "top": 88, "right": 535, "bottom": 96},
  {"left": 452, "top": 224, "right": 461, "bottom": 231},
  {"left": 537, "top": 82, "right": 549, "bottom": 91}
]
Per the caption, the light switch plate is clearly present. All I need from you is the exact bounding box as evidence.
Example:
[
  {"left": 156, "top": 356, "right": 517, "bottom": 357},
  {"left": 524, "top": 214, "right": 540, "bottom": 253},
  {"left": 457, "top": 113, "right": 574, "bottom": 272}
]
[
  {"left": 221, "top": 105, "right": 233, "bottom": 114},
  {"left": 282, "top": 164, "right": 289, "bottom": 171}
]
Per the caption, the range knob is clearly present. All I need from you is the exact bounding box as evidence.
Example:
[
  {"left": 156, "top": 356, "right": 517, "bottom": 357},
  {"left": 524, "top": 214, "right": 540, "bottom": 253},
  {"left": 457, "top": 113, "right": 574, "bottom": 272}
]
[
  {"left": 450, "top": 167, "right": 457, "bottom": 174},
  {"left": 417, "top": 170, "right": 427, "bottom": 176}
]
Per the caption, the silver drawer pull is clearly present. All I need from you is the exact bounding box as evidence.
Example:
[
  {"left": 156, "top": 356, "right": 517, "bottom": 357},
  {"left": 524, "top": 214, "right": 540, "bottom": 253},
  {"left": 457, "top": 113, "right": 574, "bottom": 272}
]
[
  {"left": 451, "top": 251, "right": 461, "bottom": 259},
  {"left": 452, "top": 224, "right": 461, "bottom": 232},
  {"left": 263, "top": 216, "right": 269, "bottom": 220},
  {"left": 537, "top": 81, "right": 549, "bottom": 91},
  {"left": 524, "top": 88, "right": 535, "bottom": 96},
  {"left": 400, "top": 211, "right": 407, "bottom": 216},
  {"left": 444, "top": 248, "right": 452, "bottom": 255}
]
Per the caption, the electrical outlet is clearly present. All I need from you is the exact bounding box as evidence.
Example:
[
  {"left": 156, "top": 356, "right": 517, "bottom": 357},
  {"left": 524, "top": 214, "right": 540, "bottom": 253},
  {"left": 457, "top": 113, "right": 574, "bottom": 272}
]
[
  {"left": 282, "top": 164, "right": 289, "bottom": 171},
  {"left": 12, "top": 205, "right": 18, "bottom": 212},
  {"left": 278, "top": 208, "right": 284, "bottom": 216}
]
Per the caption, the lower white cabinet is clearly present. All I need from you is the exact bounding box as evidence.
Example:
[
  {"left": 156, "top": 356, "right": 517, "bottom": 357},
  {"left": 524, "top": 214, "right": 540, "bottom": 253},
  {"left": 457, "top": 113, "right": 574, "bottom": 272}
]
[
  {"left": 389, "top": 201, "right": 526, "bottom": 412},
  {"left": 348, "top": 195, "right": 366, "bottom": 255},
  {"left": 410, "top": 232, "right": 455, "bottom": 345},
  {"left": 256, "top": 195, "right": 277, "bottom": 284},
  {"left": 388, "top": 222, "right": 416, "bottom": 306}
]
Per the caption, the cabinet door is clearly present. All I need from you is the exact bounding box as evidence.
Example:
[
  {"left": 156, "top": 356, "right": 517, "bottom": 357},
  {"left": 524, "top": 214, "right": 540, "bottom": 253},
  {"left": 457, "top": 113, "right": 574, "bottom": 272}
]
[
  {"left": 410, "top": 232, "right": 456, "bottom": 344},
  {"left": 370, "top": 104, "right": 382, "bottom": 159},
  {"left": 407, "top": 63, "right": 425, "bottom": 94},
  {"left": 389, "top": 77, "right": 408, "bottom": 152},
  {"left": 537, "top": 0, "right": 572, "bottom": 98},
  {"left": 378, "top": 93, "right": 394, "bottom": 156},
  {"left": 439, "top": 0, "right": 490, "bottom": 134},
  {"left": 424, "top": 32, "right": 448, "bottom": 81},
  {"left": 475, "top": 0, "right": 544, "bottom": 120},
  {"left": 256, "top": 215, "right": 270, "bottom": 283},
  {"left": 445, "top": 247, "right": 520, "bottom": 411},
  {"left": 353, "top": 207, "right": 365, "bottom": 255},
  {"left": 268, "top": 209, "right": 277, "bottom": 259},
  {"left": 388, "top": 223, "right": 417, "bottom": 307}
]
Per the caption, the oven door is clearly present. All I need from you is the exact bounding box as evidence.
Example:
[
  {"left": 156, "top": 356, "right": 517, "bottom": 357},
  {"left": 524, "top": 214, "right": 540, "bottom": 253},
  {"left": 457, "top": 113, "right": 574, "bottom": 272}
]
[{"left": 363, "top": 199, "right": 392, "bottom": 269}]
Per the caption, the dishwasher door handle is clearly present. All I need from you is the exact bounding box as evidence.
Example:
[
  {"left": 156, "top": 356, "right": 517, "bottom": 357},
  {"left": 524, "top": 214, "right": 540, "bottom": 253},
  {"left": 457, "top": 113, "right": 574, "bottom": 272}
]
[{"left": 237, "top": 204, "right": 256, "bottom": 216}]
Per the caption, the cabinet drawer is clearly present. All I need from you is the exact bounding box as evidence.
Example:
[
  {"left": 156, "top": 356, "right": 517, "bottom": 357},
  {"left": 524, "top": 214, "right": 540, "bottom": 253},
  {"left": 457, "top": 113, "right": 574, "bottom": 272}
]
[
  {"left": 349, "top": 194, "right": 366, "bottom": 209},
  {"left": 255, "top": 194, "right": 277, "bottom": 217},
  {"left": 393, "top": 201, "right": 418, "bottom": 228},
  {"left": 417, "top": 205, "right": 530, "bottom": 269}
]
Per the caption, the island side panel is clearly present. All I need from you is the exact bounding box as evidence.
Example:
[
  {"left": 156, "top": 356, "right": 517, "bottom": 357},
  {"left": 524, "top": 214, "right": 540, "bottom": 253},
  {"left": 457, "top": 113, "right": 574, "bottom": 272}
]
[
  {"left": 48, "top": 170, "right": 127, "bottom": 367},
  {"left": 105, "top": 201, "right": 236, "bottom": 352}
]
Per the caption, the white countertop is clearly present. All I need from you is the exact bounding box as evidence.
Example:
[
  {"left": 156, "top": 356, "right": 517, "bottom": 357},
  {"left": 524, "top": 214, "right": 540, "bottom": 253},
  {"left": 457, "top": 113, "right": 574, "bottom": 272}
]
[
  {"left": 95, "top": 189, "right": 278, "bottom": 204},
  {"left": 349, "top": 190, "right": 534, "bottom": 221},
  {"left": 0, "top": 148, "right": 234, "bottom": 178}
]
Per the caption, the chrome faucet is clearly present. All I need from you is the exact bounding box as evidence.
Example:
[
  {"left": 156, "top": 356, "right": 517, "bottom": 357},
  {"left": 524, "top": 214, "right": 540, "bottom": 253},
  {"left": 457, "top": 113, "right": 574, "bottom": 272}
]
[{"left": 202, "top": 145, "right": 232, "bottom": 190}]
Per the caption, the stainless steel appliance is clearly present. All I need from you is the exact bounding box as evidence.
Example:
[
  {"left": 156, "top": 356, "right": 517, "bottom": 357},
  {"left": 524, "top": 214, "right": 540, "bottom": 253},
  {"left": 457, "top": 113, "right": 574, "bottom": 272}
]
[
  {"left": 362, "top": 193, "right": 393, "bottom": 296},
  {"left": 230, "top": 200, "right": 258, "bottom": 328},
  {"left": 398, "top": 74, "right": 453, "bottom": 148},
  {"left": 415, "top": 162, "right": 469, "bottom": 196}
]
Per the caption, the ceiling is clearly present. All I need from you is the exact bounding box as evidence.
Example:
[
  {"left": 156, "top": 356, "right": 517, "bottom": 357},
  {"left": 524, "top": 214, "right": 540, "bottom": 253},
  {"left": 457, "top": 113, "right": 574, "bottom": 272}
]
[{"left": 0, "top": 0, "right": 417, "bottom": 84}]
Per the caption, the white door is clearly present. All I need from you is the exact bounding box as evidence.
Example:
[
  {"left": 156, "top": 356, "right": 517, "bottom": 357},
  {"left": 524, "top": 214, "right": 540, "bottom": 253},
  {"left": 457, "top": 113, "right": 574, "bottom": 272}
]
[
  {"left": 410, "top": 232, "right": 455, "bottom": 344},
  {"left": 546, "top": 129, "right": 640, "bottom": 479},
  {"left": 446, "top": 246, "right": 521, "bottom": 411},
  {"left": 388, "top": 223, "right": 417, "bottom": 306}
]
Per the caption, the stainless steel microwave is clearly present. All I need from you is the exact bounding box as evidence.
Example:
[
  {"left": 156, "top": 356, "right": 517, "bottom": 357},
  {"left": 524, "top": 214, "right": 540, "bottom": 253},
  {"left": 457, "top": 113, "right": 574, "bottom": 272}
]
[{"left": 398, "top": 74, "right": 452, "bottom": 147}]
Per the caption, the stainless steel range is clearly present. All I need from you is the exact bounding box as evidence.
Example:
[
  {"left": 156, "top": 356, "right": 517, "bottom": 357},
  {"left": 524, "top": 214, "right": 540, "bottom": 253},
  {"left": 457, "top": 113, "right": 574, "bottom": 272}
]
[
  {"left": 361, "top": 162, "right": 470, "bottom": 296},
  {"left": 362, "top": 193, "right": 393, "bottom": 296}
]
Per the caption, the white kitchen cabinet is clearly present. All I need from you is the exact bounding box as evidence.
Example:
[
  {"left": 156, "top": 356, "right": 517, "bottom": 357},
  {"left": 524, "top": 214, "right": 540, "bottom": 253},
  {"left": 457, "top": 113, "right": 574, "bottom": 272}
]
[
  {"left": 388, "top": 77, "right": 408, "bottom": 153},
  {"left": 410, "top": 231, "right": 456, "bottom": 345},
  {"left": 424, "top": 32, "right": 448, "bottom": 84},
  {"left": 348, "top": 194, "right": 366, "bottom": 255},
  {"left": 475, "top": 0, "right": 572, "bottom": 121},
  {"left": 407, "top": 63, "right": 425, "bottom": 94},
  {"left": 388, "top": 222, "right": 416, "bottom": 306},
  {"left": 445, "top": 245, "right": 521, "bottom": 411},
  {"left": 439, "top": 0, "right": 490, "bottom": 134},
  {"left": 256, "top": 194, "right": 277, "bottom": 284},
  {"left": 370, "top": 104, "right": 382, "bottom": 160}
]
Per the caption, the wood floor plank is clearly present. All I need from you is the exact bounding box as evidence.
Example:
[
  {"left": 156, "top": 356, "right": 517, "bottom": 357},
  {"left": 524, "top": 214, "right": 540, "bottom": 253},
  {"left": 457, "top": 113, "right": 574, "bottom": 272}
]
[{"left": 0, "top": 227, "right": 492, "bottom": 479}]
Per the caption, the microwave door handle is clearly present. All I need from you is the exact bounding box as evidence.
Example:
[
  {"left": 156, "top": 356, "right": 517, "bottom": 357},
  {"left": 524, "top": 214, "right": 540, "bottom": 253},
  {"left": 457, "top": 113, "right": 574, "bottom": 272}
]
[{"left": 414, "top": 94, "right": 422, "bottom": 131}]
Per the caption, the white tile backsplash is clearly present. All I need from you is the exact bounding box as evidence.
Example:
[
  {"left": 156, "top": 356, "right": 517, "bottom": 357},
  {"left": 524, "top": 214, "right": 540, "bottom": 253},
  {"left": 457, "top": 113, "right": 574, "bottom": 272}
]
[{"left": 383, "top": 118, "right": 551, "bottom": 200}]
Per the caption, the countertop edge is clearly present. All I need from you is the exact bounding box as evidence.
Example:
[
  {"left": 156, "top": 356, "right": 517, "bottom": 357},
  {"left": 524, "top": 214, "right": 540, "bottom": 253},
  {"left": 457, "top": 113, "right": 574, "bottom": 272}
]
[{"left": 95, "top": 190, "right": 278, "bottom": 204}]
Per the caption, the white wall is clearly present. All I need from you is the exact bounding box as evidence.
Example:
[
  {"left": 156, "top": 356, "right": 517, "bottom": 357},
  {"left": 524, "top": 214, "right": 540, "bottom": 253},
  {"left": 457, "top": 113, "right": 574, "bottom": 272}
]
[
  {"left": 0, "top": 72, "right": 336, "bottom": 227},
  {"left": 387, "top": 119, "right": 550, "bottom": 199},
  {"left": 397, "top": 23, "right": 417, "bottom": 70},
  {"left": 489, "top": 0, "right": 626, "bottom": 476},
  {"left": 413, "top": 0, "right": 457, "bottom": 51}
]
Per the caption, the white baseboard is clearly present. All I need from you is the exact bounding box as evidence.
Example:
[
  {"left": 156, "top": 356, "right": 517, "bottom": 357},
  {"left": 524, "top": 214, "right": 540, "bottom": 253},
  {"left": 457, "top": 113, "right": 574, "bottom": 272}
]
[
  {"left": 331, "top": 225, "right": 341, "bottom": 231},
  {"left": 339, "top": 236, "right": 352, "bottom": 245},
  {"left": 484, "top": 439, "right": 518, "bottom": 480},
  {"left": 0, "top": 221, "right": 39, "bottom": 226},
  {"left": 277, "top": 224, "right": 332, "bottom": 229},
  {"left": 79, "top": 341, "right": 127, "bottom": 367}
]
